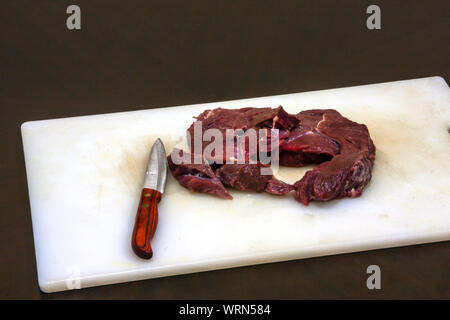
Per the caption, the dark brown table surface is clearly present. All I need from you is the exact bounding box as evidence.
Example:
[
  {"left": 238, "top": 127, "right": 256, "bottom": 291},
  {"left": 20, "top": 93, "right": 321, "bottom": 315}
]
[{"left": 1, "top": 0, "right": 449, "bottom": 299}]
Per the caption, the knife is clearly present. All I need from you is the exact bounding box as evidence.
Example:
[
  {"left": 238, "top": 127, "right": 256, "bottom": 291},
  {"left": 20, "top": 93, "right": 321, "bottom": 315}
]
[{"left": 131, "top": 138, "right": 167, "bottom": 259}]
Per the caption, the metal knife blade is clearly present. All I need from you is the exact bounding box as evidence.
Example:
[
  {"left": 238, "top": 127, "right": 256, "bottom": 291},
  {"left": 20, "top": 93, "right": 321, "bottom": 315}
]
[{"left": 143, "top": 138, "right": 167, "bottom": 193}]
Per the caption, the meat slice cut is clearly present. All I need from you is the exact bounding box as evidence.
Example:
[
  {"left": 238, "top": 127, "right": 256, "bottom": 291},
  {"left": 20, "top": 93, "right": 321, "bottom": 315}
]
[
  {"left": 187, "top": 106, "right": 298, "bottom": 163},
  {"left": 167, "top": 149, "right": 232, "bottom": 199},
  {"left": 191, "top": 106, "right": 298, "bottom": 132},
  {"left": 215, "top": 163, "right": 294, "bottom": 195},
  {"left": 168, "top": 106, "right": 376, "bottom": 205},
  {"left": 280, "top": 110, "right": 340, "bottom": 167},
  {"left": 215, "top": 163, "right": 271, "bottom": 193},
  {"left": 293, "top": 109, "right": 376, "bottom": 205},
  {"left": 167, "top": 150, "right": 294, "bottom": 198},
  {"left": 265, "top": 178, "right": 296, "bottom": 195}
]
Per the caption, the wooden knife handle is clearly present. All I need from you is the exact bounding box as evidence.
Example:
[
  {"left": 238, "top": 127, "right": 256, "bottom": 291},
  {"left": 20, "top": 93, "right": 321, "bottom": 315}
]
[{"left": 131, "top": 188, "right": 161, "bottom": 259}]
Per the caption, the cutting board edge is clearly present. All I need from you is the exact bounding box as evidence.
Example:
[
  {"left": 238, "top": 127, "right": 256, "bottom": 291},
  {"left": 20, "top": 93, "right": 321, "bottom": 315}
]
[
  {"left": 19, "top": 76, "right": 448, "bottom": 130},
  {"left": 38, "top": 229, "right": 450, "bottom": 293}
]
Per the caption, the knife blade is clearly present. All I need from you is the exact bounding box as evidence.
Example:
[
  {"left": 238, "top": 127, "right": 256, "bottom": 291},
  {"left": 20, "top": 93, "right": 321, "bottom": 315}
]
[{"left": 131, "top": 138, "right": 167, "bottom": 259}]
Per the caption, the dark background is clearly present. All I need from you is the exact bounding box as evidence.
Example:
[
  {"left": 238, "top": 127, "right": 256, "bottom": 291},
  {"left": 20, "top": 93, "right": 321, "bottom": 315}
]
[{"left": 1, "top": 0, "right": 449, "bottom": 299}]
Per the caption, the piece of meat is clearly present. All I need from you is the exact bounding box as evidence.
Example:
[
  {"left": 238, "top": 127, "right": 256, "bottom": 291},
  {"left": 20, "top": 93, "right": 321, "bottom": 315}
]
[
  {"left": 293, "top": 109, "right": 376, "bottom": 205},
  {"left": 280, "top": 110, "right": 340, "bottom": 167},
  {"left": 168, "top": 106, "right": 375, "bottom": 205},
  {"left": 167, "top": 149, "right": 232, "bottom": 199},
  {"left": 187, "top": 106, "right": 298, "bottom": 163},
  {"left": 192, "top": 106, "right": 298, "bottom": 132},
  {"left": 216, "top": 163, "right": 271, "bottom": 193},
  {"left": 265, "top": 178, "right": 296, "bottom": 195},
  {"left": 215, "top": 163, "right": 294, "bottom": 195}
]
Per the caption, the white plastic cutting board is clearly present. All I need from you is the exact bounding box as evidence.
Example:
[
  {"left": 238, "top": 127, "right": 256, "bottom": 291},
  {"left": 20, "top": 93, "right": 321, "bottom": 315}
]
[{"left": 22, "top": 77, "right": 450, "bottom": 292}]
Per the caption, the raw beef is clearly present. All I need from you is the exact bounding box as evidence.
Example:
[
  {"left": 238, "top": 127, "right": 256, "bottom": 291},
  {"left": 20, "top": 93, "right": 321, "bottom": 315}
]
[
  {"left": 167, "top": 107, "right": 376, "bottom": 205},
  {"left": 187, "top": 106, "right": 298, "bottom": 163},
  {"left": 280, "top": 110, "right": 340, "bottom": 167},
  {"left": 167, "top": 150, "right": 294, "bottom": 198},
  {"left": 167, "top": 149, "right": 232, "bottom": 199},
  {"left": 215, "top": 163, "right": 294, "bottom": 195},
  {"left": 293, "top": 109, "right": 376, "bottom": 205}
]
